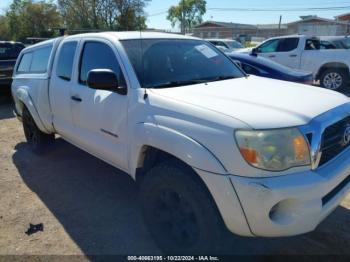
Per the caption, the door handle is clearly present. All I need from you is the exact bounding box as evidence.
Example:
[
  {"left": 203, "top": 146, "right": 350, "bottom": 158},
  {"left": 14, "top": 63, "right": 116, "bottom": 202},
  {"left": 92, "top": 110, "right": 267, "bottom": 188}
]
[
  {"left": 268, "top": 55, "right": 276, "bottom": 58},
  {"left": 290, "top": 54, "right": 298, "bottom": 57},
  {"left": 71, "top": 96, "right": 82, "bottom": 102}
]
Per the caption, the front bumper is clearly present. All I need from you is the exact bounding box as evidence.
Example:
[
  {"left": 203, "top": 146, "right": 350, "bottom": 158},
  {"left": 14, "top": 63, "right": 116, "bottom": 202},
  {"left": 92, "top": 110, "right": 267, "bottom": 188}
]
[
  {"left": 231, "top": 146, "right": 350, "bottom": 237},
  {"left": 197, "top": 146, "right": 350, "bottom": 238}
]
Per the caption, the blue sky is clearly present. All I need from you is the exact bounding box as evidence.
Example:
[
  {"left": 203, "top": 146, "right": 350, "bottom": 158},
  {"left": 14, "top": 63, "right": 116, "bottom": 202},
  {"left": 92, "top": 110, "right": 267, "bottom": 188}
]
[{"left": 1, "top": 0, "right": 349, "bottom": 30}]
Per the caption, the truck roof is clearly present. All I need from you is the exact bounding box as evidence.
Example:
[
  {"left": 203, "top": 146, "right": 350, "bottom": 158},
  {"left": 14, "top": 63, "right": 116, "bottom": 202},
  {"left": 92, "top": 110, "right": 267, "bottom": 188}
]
[
  {"left": 22, "top": 31, "right": 199, "bottom": 52},
  {"left": 65, "top": 31, "right": 198, "bottom": 41},
  {"left": 265, "top": 35, "right": 306, "bottom": 40},
  {"left": 205, "top": 39, "right": 238, "bottom": 42}
]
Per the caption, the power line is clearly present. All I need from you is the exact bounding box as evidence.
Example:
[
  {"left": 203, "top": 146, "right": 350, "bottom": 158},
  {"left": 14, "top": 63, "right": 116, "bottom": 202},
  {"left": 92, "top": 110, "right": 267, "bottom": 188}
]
[
  {"left": 207, "top": 6, "right": 350, "bottom": 12},
  {"left": 148, "top": 10, "right": 168, "bottom": 17},
  {"left": 147, "top": 5, "right": 350, "bottom": 18}
]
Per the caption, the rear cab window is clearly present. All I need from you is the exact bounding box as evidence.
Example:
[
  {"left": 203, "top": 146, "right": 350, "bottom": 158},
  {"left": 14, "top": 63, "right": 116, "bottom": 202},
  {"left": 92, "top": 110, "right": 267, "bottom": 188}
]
[
  {"left": 16, "top": 45, "right": 53, "bottom": 74},
  {"left": 17, "top": 53, "right": 33, "bottom": 73},
  {"left": 342, "top": 38, "right": 350, "bottom": 49},
  {"left": 56, "top": 41, "right": 78, "bottom": 81},
  {"left": 320, "top": 41, "right": 336, "bottom": 49},
  {"left": 305, "top": 39, "right": 321, "bottom": 50}
]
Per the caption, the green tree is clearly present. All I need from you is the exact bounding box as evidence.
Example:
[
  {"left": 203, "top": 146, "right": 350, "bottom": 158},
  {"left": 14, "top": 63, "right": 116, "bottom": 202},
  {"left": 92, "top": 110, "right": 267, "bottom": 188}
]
[
  {"left": 58, "top": 0, "right": 103, "bottom": 30},
  {"left": 58, "top": 0, "right": 150, "bottom": 31},
  {"left": 167, "top": 0, "right": 206, "bottom": 34},
  {"left": 0, "top": 16, "right": 10, "bottom": 40},
  {"left": 6, "top": 0, "right": 62, "bottom": 41},
  {"left": 114, "top": 0, "right": 150, "bottom": 30}
]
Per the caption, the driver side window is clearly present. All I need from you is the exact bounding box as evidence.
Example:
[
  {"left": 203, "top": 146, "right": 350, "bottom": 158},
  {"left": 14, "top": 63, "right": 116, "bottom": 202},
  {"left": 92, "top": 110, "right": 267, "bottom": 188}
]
[
  {"left": 79, "top": 41, "right": 126, "bottom": 87},
  {"left": 258, "top": 39, "right": 279, "bottom": 53}
]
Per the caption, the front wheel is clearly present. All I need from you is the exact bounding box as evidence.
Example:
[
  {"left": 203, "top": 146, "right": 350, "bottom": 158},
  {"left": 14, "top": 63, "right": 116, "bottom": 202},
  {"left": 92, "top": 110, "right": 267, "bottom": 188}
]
[
  {"left": 320, "top": 68, "right": 348, "bottom": 91},
  {"left": 139, "top": 160, "right": 225, "bottom": 254},
  {"left": 22, "top": 107, "right": 54, "bottom": 153}
]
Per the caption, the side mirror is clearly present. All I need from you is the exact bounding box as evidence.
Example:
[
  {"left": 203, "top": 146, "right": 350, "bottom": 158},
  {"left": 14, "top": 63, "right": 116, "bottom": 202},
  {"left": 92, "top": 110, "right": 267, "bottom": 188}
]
[
  {"left": 87, "top": 69, "right": 127, "bottom": 95},
  {"left": 251, "top": 47, "right": 258, "bottom": 56}
]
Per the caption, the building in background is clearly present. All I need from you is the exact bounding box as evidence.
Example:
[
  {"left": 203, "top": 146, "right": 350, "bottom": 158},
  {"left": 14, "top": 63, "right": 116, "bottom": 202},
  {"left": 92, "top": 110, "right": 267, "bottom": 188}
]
[
  {"left": 335, "top": 13, "right": 350, "bottom": 34},
  {"left": 287, "top": 15, "right": 349, "bottom": 36},
  {"left": 336, "top": 13, "right": 350, "bottom": 23},
  {"left": 193, "top": 13, "right": 350, "bottom": 41},
  {"left": 192, "top": 21, "right": 257, "bottom": 42},
  {"left": 255, "top": 24, "right": 288, "bottom": 38}
]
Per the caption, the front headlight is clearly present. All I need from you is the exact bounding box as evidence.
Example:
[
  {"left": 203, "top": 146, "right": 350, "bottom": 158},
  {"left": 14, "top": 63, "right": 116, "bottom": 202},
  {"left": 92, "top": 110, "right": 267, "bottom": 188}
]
[{"left": 235, "top": 128, "right": 311, "bottom": 171}]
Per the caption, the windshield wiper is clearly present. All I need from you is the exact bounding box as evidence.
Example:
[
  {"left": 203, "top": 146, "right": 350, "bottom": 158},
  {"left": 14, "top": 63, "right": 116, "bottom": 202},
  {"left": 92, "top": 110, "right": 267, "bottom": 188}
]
[
  {"left": 146, "top": 79, "right": 208, "bottom": 89},
  {"left": 205, "top": 75, "right": 237, "bottom": 83},
  {"left": 146, "top": 76, "right": 237, "bottom": 89}
]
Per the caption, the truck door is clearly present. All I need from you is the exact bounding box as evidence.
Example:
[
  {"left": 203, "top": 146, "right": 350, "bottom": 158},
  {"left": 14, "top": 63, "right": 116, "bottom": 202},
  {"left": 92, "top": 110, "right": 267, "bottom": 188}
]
[
  {"left": 69, "top": 39, "right": 129, "bottom": 171},
  {"left": 50, "top": 41, "right": 79, "bottom": 138},
  {"left": 257, "top": 37, "right": 301, "bottom": 69}
]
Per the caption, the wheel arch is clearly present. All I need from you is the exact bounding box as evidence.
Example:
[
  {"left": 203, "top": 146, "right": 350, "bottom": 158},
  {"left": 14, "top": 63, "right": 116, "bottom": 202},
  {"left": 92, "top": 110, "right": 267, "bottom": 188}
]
[
  {"left": 130, "top": 123, "right": 227, "bottom": 182},
  {"left": 134, "top": 140, "right": 253, "bottom": 237},
  {"left": 316, "top": 62, "right": 350, "bottom": 80},
  {"left": 13, "top": 87, "right": 50, "bottom": 133}
]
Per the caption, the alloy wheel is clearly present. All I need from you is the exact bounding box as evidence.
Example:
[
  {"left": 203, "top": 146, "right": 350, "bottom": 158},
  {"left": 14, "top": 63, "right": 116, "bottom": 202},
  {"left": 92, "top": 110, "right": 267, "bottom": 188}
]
[{"left": 323, "top": 72, "right": 343, "bottom": 90}]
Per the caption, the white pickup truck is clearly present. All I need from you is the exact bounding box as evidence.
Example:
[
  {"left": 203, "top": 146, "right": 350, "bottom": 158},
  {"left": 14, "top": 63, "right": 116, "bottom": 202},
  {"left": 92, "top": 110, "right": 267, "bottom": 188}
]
[
  {"left": 11, "top": 32, "right": 350, "bottom": 254},
  {"left": 244, "top": 35, "right": 350, "bottom": 91}
]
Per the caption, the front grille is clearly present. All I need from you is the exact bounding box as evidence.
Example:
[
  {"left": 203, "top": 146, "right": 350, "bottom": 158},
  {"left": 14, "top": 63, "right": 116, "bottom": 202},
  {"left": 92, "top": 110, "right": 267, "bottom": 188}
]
[{"left": 319, "top": 116, "right": 350, "bottom": 166}]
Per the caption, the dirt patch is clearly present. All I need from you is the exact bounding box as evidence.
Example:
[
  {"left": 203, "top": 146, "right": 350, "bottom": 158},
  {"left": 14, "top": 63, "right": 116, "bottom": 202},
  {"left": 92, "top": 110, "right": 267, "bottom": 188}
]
[{"left": 0, "top": 97, "right": 350, "bottom": 255}]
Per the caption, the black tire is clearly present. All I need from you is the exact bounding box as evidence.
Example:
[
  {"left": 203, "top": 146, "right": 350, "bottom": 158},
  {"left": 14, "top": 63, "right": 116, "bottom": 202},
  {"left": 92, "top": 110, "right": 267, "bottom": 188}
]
[
  {"left": 22, "top": 107, "right": 54, "bottom": 153},
  {"left": 320, "top": 68, "right": 348, "bottom": 91},
  {"left": 140, "top": 160, "right": 225, "bottom": 254}
]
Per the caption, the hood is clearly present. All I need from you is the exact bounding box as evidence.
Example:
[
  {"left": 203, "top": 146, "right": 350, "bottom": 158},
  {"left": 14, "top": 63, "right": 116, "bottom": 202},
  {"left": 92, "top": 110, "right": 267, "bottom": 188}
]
[
  {"left": 284, "top": 68, "right": 313, "bottom": 78},
  {"left": 150, "top": 75, "right": 349, "bottom": 129},
  {"left": 234, "top": 47, "right": 253, "bottom": 53}
]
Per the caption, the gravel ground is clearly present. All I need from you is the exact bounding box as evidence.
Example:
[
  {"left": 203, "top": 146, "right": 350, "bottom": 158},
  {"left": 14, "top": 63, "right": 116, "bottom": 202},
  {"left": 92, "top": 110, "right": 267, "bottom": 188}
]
[{"left": 1, "top": 93, "right": 350, "bottom": 257}]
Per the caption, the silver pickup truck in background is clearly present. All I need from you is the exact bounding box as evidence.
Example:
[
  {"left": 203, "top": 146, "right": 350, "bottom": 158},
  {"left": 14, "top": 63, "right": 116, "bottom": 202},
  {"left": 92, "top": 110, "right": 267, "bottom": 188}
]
[{"left": 239, "top": 35, "right": 350, "bottom": 91}]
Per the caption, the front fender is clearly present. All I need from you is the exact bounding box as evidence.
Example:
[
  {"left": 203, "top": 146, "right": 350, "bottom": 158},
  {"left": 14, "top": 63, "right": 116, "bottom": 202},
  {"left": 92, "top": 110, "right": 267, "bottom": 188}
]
[
  {"left": 130, "top": 122, "right": 227, "bottom": 179},
  {"left": 13, "top": 87, "right": 49, "bottom": 133}
]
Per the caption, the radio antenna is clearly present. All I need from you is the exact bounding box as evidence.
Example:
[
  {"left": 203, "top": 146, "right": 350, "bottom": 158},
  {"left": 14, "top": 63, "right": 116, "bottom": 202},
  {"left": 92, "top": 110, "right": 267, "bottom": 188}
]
[{"left": 138, "top": 0, "right": 148, "bottom": 100}]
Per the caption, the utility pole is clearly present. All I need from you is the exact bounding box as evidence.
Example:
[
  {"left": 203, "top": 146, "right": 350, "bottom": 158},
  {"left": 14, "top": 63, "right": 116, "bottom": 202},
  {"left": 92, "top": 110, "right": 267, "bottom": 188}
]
[
  {"left": 181, "top": 0, "right": 185, "bottom": 35},
  {"left": 278, "top": 15, "right": 282, "bottom": 36}
]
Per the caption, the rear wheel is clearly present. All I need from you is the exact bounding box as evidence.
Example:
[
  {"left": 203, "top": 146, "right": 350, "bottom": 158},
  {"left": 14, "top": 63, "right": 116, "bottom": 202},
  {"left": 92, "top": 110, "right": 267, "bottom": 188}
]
[
  {"left": 140, "top": 160, "right": 225, "bottom": 254},
  {"left": 22, "top": 107, "right": 54, "bottom": 153},
  {"left": 320, "top": 68, "right": 348, "bottom": 91}
]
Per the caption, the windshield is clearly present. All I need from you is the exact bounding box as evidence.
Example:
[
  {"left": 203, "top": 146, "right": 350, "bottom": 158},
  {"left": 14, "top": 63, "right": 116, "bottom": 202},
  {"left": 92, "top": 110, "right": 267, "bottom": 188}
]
[
  {"left": 121, "top": 39, "right": 245, "bottom": 89},
  {"left": 0, "top": 43, "right": 24, "bottom": 60},
  {"left": 225, "top": 41, "right": 243, "bottom": 49}
]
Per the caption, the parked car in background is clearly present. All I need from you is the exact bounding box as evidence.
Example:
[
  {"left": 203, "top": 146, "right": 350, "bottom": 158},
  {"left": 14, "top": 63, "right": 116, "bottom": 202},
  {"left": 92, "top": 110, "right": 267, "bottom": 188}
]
[
  {"left": 11, "top": 32, "right": 350, "bottom": 254},
  {"left": 207, "top": 39, "right": 244, "bottom": 52},
  {"left": 0, "top": 41, "right": 25, "bottom": 91},
  {"left": 241, "top": 35, "right": 350, "bottom": 91},
  {"left": 320, "top": 36, "right": 350, "bottom": 50},
  {"left": 228, "top": 52, "right": 313, "bottom": 84}
]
